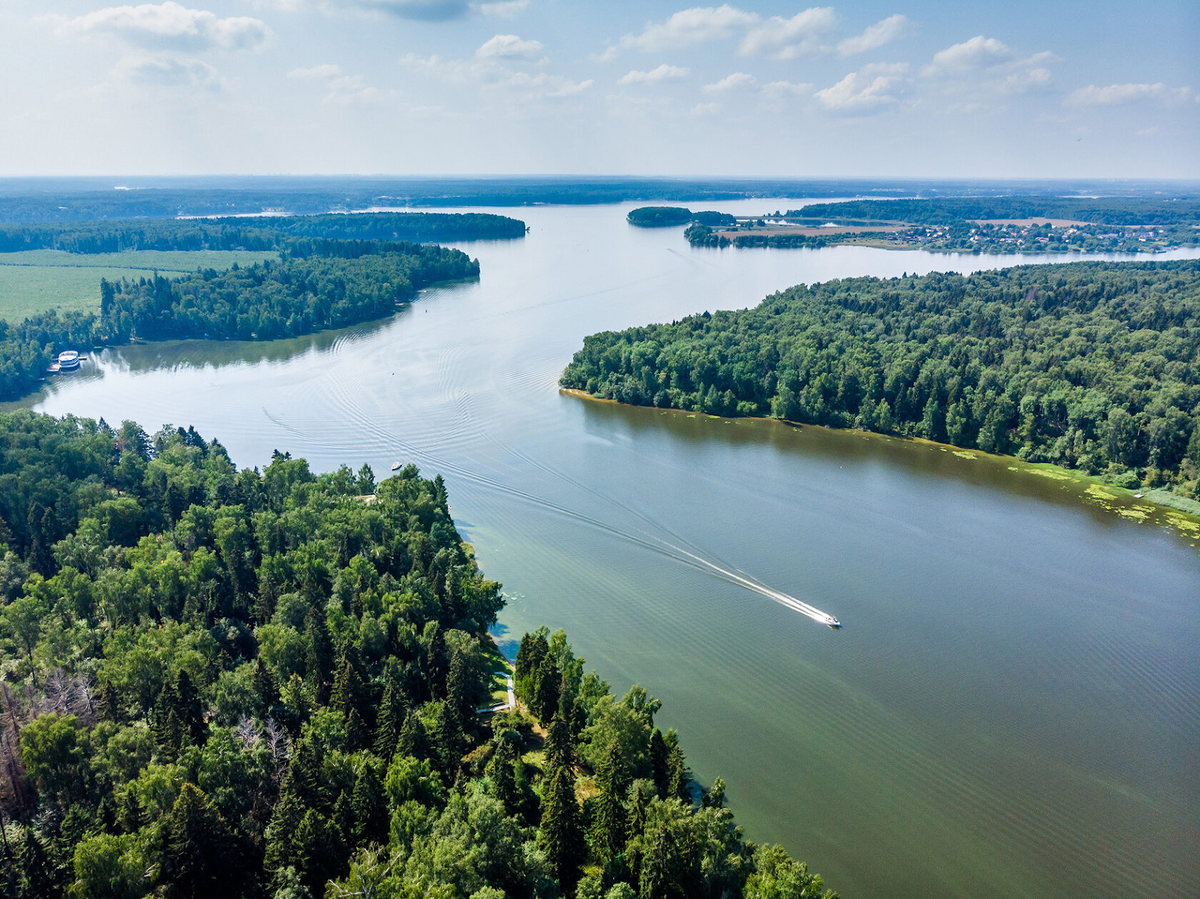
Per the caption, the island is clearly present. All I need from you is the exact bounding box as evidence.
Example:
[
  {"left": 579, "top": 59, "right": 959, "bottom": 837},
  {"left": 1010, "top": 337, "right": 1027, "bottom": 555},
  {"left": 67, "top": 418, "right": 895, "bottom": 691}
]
[
  {"left": 0, "top": 410, "right": 837, "bottom": 899},
  {"left": 561, "top": 259, "right": 1200, "bottom": 507}
]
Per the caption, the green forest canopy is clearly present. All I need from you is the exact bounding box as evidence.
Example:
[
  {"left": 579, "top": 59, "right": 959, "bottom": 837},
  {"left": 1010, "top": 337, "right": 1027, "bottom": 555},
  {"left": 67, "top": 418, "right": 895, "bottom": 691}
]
[
  {"left": 0, "top": 238, "right": 478, "bottom": 402},
  {"left": 561, "top": 259, "right": 1200, "bottom": 496},
  {"left": 0, "top": 410, "right": 836, "bottom": 899}
]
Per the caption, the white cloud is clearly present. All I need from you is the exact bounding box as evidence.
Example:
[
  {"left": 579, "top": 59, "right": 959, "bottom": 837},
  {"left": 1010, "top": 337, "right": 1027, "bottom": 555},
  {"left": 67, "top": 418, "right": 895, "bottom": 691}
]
[
  {"left": 619, "top": 64, "right": 689, "bottom": 85},
  {"left": 1065, "top": 82, "right": 1179, "bottom": 106},
  {"left": 691, "top": 102, "right": 721, "bottom": 116},
  {"left": 837, "top": 13, "right": 909, "bottom": 56},
  {"left": 815, "top": 66, "right": 904, "bottom": 112},
  {"left": 502, "top": 71, "right": 593, "bottom": 98},
  {"left": 704, "top": 72, "right": 755, "bottom": 92},
  {"left": 60, "top": 2, "right": 270, "bottom": 51},
  {"left": 476, "top": 34, "right": 544, "bottom": 60},
  {"left": 476, "top": 0, "right": 528, "bottom": 16},
  {"left": 739, "top": 7, "right": 836, "bottom": 59},
  {"left": 924, "top": 35, "right": 1014, "bottom": 74},
  {"left": 618, "top": 5, "right": 758, "bottom": 53},
  {"left": 288, "top": 63, "right": 342, "bottom": 79},
  {"left": 113, "top": 54, "right": 223, "bottom": 88},
  {"left": 921, "top": 36, "right": 1058, "bottom": 98}
]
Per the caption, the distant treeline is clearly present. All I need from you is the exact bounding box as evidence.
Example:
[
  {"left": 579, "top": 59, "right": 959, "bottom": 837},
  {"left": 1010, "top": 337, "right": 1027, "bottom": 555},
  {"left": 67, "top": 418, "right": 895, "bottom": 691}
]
[
  {"left": 0, "top": 177, "right": 1007, "bottom": 222},
  {"left": 0, "top": 243, "right": 477, "bottom": 400},
  {"left": 0, "top": 212, "right": 526, "bottom": 254},
  {"left": 786, "top": 197, "right": 1200, "bottom": 227},
  {"left": 627, "top": 207, "right": 736, "bottom": 228},
  {"left": 562, "top": 260, "right": 1200, "bottom": 494}
]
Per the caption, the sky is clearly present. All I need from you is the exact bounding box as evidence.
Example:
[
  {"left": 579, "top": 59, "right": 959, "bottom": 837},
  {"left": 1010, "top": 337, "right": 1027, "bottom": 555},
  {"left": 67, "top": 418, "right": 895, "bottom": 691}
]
[{"left": 0, "top": 0, "right": 1197, "bottom": 178}]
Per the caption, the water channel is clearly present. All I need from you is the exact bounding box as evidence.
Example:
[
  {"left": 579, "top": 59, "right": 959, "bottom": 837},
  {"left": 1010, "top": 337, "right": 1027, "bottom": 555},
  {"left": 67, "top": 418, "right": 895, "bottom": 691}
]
[{"left": 15, "top": 201, "right": 1200, "bottom": 899}]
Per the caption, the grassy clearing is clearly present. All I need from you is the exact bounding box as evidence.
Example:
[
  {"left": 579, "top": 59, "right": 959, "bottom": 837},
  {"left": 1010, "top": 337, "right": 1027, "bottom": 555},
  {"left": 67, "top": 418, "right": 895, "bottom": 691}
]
[{"left": 0, "top": 249, "right": 279, "bottom": 321}]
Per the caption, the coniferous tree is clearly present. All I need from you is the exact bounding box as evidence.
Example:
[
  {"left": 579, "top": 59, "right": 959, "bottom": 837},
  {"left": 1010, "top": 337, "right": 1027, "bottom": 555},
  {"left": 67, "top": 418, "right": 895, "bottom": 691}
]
[
  {"left": 175, "top": 671, "right": 205, "bottom": 747},
  {"left": 159, "top": 784, "right": 238, "bottom": 899},
  {"left": 590, "top": 740, "right": 628, "bottom": 862},
  {"left": 305, "top": 607, "right": 334, "bottom": 704},
  {"left": 539, "top": 763, "right": 585, "bottom": 893},
  {"left": 351, "top": 761, "right": 388, "bottom": 846},
  {"left": 649, "top": 729, "right": 670, "bottom": 799},
  {"left": 397, "top": 710, "right": 430, "bottom": 761},
  {"left": 373, "top": 667, "right": 406, "bottom": 760}
]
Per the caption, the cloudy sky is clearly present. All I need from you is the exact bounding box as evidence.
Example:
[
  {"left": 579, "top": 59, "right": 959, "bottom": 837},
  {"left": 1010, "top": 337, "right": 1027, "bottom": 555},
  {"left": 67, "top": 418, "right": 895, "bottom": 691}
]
[{"left": 1, "top": 0, "right": 1196, "bottom": 177}]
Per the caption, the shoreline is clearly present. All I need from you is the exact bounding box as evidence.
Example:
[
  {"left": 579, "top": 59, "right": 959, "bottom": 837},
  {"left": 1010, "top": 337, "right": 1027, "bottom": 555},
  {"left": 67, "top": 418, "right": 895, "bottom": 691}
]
[{"left": 559, "top": 387, "right": 1200, "bottom": 547}]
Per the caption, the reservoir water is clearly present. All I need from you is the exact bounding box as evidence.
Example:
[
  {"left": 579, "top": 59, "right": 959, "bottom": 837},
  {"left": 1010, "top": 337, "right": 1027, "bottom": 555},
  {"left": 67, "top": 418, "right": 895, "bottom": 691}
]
[{"left": 16, "top": 201, "right": 1200, "bottom": 899}]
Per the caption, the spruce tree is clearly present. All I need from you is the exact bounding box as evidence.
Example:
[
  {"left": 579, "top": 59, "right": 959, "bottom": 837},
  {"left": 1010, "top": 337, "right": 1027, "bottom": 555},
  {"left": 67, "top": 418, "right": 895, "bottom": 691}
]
[
  {"left": 486, "top": 738, "right": 519, "bottom": 816},
  {"left": 397, "top": 710, "right": 430, "bottom": 760},
  {"left": 305, "top": 607, "right": 334, "bottom": 704},
  {"left": 175, "top": 671, "right": 206, "bottom": 747},
  {"left": 590, "top": 740, "right": 628, "bottom": 862},
  {"left": 539, "top": 763, "right": 585, "bottom": 893},
  {"left": 545, "top": 710, "right": 573, "bottom": 773},
  {"left": 649, "top": 729, "right": 670, "bottom": 799},
  {"left": 351, "top": 761, "right": 388, "bottom": 846},
  {"left": 252, "top": 658, "right": 278, "bottom": 717},
  {"left": 373, "top": 668, "right": 406, "bottom": 760},
  {"left": 160, "top": 784, "right": 237, "bottom": 899}
]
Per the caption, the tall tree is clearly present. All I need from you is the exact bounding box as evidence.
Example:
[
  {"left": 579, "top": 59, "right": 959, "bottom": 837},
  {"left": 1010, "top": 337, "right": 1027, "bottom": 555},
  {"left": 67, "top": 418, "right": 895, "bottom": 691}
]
[{"left": 539, "top": 763, "right": 585, "bottom": 893}]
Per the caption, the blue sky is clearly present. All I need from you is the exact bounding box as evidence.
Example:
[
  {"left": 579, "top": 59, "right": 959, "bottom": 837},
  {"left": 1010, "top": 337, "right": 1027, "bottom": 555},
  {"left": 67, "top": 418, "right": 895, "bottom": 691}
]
[{"left": 1, "top": 1, "right": 1196, "bottom": 177}]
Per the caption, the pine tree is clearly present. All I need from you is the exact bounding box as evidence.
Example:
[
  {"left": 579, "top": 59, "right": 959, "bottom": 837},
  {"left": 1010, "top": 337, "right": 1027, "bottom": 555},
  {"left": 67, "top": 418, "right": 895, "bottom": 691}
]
[
  {"left": 539, "top": 763, "right": 585, "bottom": 893},
  {"left": 160, "top": 784, "right": 238, "bottom": 899},
  {"left": 545, "top": 710, "right": 573, "bottom": 773},
  {"left": 176, "top": 670, "right": 206, "bottom": 747},
  {"left": 486, "top": 738, "right": 519, "bottom": 816},
  {"left": 590, "top": 740, "right": 628, "bottom": 862},
  {"left": 291, "top": 808, "right": 347, "bottom": 895},
  {"left": 397, "top": 710, "right": 430, "bottom": 760},
  {"left": 532, "top": 655, "right": 559, "bottom": 723},
  {"left": 435, "top": 703, "right": 465, "bottom": 779},
  {"left": 305, "top": 607, "right": 334, "bottom": 704},
  {"left": 649, "top": 729, "right": 670, "bottom": 799},
  {"left": 253, "top": 658, "right": 278, "bottom": 717},
  {"left": 351, "top": 761, "right": 388, "bottom": 846},
  {"left": 373, "top": 667, "right": 406, "bottom": 760},
  {"left": 422, "top": 622, "right": 448, "bottom": 701}
]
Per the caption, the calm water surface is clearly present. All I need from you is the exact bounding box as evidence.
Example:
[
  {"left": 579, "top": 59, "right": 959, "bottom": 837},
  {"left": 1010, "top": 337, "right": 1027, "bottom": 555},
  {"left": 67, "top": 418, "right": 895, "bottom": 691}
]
[{"left": 18, "top": 201, "right": 1200, "bottom": 899}]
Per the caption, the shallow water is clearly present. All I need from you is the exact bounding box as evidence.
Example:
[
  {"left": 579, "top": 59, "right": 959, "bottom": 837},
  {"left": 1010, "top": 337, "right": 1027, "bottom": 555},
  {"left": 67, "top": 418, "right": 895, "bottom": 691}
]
[{"left": 18, "top": 201, "right": 1200, "bottom": 899}]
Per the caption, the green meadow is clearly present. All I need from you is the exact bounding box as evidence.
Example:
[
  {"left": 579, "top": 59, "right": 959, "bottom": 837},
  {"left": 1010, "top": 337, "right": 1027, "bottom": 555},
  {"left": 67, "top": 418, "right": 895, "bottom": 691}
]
[{"left": 0, "top": 249, "right": 278, "bottom": 321}]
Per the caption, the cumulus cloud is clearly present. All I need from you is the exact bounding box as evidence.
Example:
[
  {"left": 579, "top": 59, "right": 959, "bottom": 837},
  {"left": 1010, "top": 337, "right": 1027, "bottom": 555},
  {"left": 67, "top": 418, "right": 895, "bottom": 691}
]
[
  {"left": 739, "top": 7, "right": 836, "bottom": 59},
  {"left": 617, "top": 4, "right": 758, "bottom": 53},
  {"left": 619, "top": 64, "right": 690, "bottom": 85},
  {"left": 476, "top": 34, "right": 544, "bottom": 60},
  {"left": 113, "top": 54, "right": 223, "bottom": 88},
  {"left": 837, "top": 13, "right": 909, "bottom": 56},
  {"left": 1065, "top": 82, "right": 1190, "bottom": 106},
  {"left": 924, "top": 35, "right": 1015, "bottom": 74},
  {"left": 762, "top": 79, "right": 814, "bottom": 96},
  {"left": 476, "top": 0, "right": 528, "bottom": 16},
  {"left": 815, "top": 64, "right": 907, "bottom": 112},
  {"left": 703, "top": 72, "right": 755, "bottom": 92},
  {"left": 286, "top": 61, "right": 384, "bottom": 103},
  {"left": 60, "top": 2, "right": 270, "bottom": 51},
  {"left": 610, "top": 5, "right": 835, "bottom": 60},
  {"left": 921, "top": 35, "right": 1057, "bottom": 97}
]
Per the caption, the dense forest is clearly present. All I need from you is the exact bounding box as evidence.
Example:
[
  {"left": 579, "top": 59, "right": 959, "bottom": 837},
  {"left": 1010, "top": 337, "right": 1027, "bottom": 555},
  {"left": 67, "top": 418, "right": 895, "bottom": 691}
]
[
  {"left": 0, "top": 212, "right": 526, "bottom": 255},
  {"left": 0, "top": 410, "right": 835, "bottom": 899},
  {"left": 561, "top": 260, "right": 1200, "bottom": 495},
  {"left": 0, "top": 240, "right": 477, "bottom": 401}
]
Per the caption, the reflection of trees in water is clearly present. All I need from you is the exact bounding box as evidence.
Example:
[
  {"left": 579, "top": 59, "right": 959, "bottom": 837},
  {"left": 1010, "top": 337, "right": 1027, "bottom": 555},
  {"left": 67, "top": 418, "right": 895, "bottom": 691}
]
[
  {"left": 574, "top": 394, "right": 1187, "bottom": 537},
  {"left": 102, "top": 304, "right": 416, "bottom": 374}
]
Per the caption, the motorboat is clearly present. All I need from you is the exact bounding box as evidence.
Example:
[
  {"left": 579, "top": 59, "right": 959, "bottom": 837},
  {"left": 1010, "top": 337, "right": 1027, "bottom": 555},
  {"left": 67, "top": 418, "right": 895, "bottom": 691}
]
[
  {"left": 391, "top": 461, "right": 402, "bottom": 471},
  {"left": 825, "top": 614, "right": 841, "bottom": 628}
]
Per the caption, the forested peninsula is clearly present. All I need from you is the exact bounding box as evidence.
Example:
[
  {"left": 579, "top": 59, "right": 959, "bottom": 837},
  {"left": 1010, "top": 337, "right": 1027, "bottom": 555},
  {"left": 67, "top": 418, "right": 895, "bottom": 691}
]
[
  {"left": 0, "top": 212, "right": 525, "bottom": 402},
  {"left": 561, "top": 260, "right": 1200, "bottom": 498},
  {"left": 0, "top": 410, "right": 835, "bottom": 899},
  {"left": 684, "top": 196, "right": 1200, "bottom": 254}
]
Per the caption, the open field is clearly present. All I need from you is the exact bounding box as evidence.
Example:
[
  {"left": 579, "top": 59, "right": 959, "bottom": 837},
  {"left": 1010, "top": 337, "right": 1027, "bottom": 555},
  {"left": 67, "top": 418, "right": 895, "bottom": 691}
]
[{"left": 0, "top": 249, "right": 278, "bottom": 321}]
